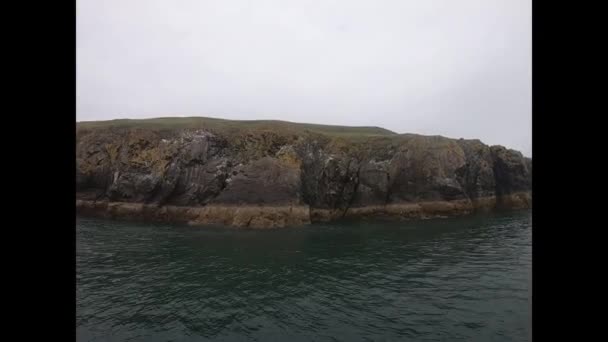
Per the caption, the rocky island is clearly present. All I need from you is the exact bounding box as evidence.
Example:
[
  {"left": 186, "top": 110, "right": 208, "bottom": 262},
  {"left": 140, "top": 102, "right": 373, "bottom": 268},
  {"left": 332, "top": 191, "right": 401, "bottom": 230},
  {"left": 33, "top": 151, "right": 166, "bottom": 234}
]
[{"left": 76, "top": 117, "right": 531, "bottom": 228}]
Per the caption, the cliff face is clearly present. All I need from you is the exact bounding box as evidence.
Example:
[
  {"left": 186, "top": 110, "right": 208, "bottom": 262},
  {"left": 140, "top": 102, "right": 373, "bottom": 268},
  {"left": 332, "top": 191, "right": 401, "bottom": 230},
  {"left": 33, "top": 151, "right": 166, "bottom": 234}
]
[{"left": 76, "top": 118, "right": 531, "bottom": 228}]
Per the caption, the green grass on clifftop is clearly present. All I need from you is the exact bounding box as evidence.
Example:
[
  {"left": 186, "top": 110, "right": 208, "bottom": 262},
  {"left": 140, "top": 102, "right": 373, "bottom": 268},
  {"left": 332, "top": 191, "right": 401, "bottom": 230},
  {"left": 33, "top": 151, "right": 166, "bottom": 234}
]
[{"left": 77, "top": 116, "right": 397, "bottom": 138}]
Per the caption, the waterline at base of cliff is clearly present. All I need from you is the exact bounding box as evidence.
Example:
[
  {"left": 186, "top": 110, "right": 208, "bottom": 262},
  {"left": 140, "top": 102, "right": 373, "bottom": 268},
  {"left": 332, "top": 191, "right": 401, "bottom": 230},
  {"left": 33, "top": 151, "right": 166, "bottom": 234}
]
[{"left": 76, "top": 192, "right": 530, "bottom": 229}]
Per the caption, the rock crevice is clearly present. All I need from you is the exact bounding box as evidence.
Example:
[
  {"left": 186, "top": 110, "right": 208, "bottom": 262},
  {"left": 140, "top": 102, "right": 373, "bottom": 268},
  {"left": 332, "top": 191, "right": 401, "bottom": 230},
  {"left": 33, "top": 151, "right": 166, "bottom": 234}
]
[{"left": 76, "top": 119, "right": 532, "bottom": 228}]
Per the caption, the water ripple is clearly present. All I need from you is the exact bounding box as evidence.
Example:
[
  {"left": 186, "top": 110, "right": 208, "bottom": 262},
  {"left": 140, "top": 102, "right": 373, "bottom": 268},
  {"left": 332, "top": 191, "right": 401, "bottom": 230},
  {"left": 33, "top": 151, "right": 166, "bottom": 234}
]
[{"left": 77, "top": 210, "right": 531, "bottom": 342}]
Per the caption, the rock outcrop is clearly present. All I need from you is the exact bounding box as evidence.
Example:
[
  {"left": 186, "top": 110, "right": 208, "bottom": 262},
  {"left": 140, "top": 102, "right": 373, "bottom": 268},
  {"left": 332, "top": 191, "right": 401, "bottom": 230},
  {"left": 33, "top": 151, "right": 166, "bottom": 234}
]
[{"left": 76, "top": 117, "right": 531, "bottom": 228}]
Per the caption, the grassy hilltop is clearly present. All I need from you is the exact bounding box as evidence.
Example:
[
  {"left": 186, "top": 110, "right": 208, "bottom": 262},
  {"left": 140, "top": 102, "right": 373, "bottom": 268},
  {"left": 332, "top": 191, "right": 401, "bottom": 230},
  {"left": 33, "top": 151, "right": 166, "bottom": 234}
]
[{"left": 77, "top": 116, "right": 397, "bottom": 138}]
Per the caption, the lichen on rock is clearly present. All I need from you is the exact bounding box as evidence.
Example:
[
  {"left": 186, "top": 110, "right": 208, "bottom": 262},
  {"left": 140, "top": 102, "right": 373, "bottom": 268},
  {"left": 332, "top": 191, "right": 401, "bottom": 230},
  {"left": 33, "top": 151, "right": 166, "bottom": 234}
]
[{"left": 76, "top": 117, "right": 532, "bottom": 228}]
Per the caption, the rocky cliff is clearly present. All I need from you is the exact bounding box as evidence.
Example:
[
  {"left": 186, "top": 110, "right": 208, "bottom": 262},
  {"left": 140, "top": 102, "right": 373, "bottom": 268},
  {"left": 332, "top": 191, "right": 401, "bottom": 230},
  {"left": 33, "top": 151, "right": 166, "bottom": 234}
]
[{"left": 76, "top": 117, "right": 532, "bottom": 228}]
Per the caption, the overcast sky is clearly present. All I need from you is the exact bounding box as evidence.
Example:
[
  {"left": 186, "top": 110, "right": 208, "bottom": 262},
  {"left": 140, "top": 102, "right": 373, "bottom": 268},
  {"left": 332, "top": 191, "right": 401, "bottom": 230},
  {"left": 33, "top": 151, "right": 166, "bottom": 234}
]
[{"left": 77, "top": 0, "right": 531, "bottom": 156}]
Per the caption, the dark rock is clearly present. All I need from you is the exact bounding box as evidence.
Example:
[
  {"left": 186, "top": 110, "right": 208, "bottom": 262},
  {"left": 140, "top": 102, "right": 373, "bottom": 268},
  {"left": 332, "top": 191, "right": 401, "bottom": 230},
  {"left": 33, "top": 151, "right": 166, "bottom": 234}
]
[
  {"left": 76, "top": 118, "right": 532, "bottom": 227},
  {"left": 387, "top": 136, "right": 467, "bottom": 202},
  {"left": 213, "top": 157, "right": 301, "bottom": 205},
  {"left": 455, "top": 139, "right": 496, "bottom": 199},
  {"left": 490, "top": 146, "right": 532, "bottom": 197},
  {"left": 352, "top": 159, "right": 390, "bottom": 206}
]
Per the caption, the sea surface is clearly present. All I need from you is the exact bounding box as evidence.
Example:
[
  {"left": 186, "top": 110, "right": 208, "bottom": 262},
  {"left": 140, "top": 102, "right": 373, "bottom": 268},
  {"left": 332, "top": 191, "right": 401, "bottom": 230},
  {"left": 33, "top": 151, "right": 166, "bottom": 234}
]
[{"left": 77, "top": 210, "right": 531, "bottom": 341}]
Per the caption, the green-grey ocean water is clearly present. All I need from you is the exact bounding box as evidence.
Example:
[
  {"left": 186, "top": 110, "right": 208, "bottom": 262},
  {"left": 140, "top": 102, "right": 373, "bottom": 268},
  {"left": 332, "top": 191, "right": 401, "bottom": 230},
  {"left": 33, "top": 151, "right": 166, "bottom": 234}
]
[{"left": 77, "top": 210, "right": 531, "bottom": 341}]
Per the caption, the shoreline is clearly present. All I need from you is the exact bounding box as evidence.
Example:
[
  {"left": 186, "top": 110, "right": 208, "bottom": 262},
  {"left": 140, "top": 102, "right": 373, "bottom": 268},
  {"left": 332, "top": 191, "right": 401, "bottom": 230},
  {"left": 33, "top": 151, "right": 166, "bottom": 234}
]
[{"left": 76, "top": 192, "right": 531, "bottom": 229}]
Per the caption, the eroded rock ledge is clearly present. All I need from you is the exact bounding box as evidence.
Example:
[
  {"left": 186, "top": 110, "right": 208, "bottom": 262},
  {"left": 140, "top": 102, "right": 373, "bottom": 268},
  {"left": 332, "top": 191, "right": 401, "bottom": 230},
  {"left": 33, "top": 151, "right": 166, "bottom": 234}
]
[
  {"left": 76, "top": 118, "right": 532, "bottom": 228},
  {"left": 76, "top": 192, "right": 530, "bottom": 229}
]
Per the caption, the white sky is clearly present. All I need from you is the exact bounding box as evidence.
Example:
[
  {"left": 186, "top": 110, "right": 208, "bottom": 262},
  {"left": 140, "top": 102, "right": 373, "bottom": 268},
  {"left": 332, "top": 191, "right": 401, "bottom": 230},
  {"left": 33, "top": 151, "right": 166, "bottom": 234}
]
[{"left": 77, "top": 0, "right": 531, "bottom": 156}]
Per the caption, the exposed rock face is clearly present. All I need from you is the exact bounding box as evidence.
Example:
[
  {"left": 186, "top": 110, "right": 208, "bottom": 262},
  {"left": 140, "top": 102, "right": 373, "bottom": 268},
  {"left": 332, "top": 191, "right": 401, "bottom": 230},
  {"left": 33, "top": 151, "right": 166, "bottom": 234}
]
[{"left": 76, "top": 119, "right": 532, "bottom": 228}]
